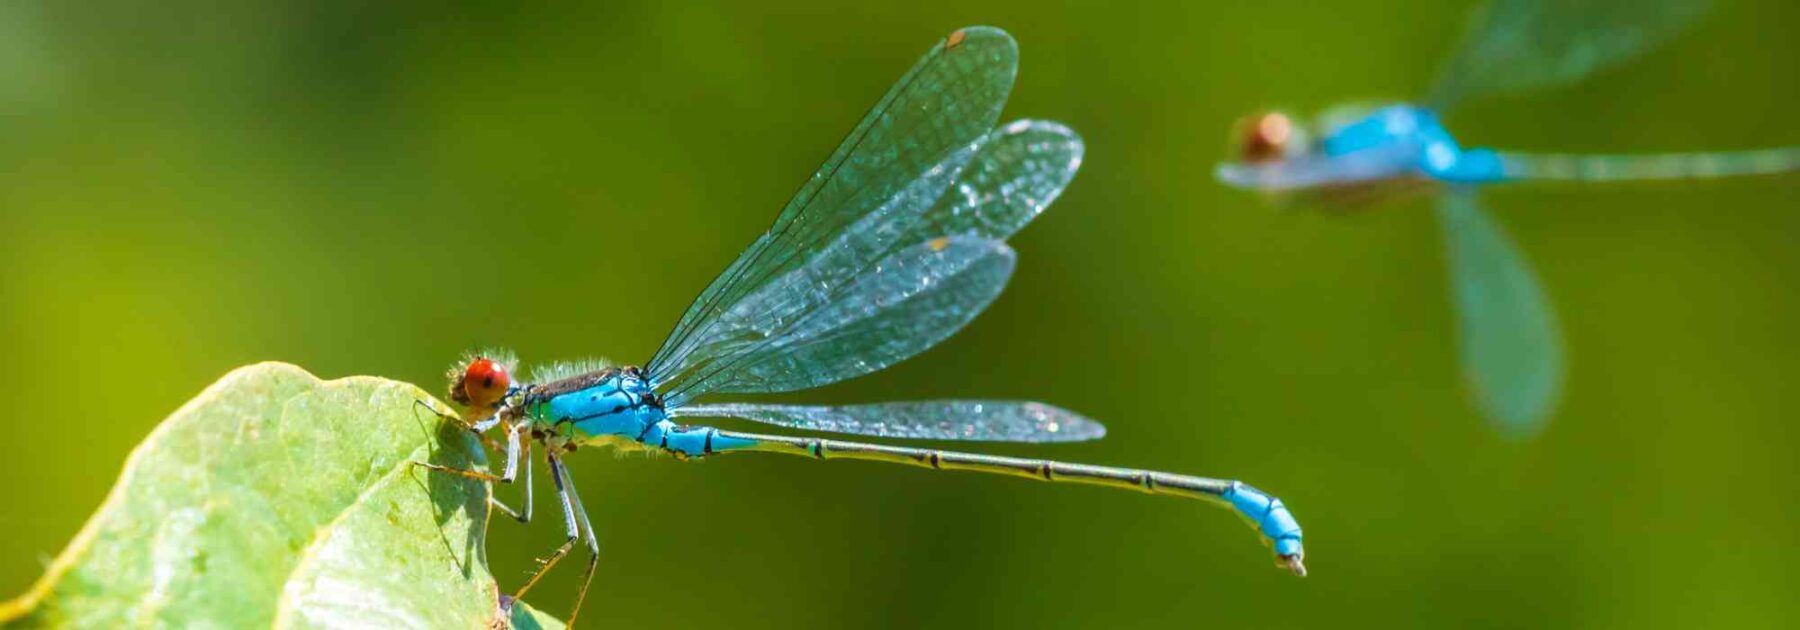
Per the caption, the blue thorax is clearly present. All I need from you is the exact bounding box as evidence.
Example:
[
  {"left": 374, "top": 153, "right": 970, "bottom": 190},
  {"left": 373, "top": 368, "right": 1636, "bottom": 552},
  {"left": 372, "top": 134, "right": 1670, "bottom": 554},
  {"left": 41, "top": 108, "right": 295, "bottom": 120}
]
[
  {"left": 1322, "top": 104, "right": 1505, "bottom": 184},
  {"left": 524, "top": 367, "right": 758, "bottom": 456},
  {"left": 529, "top": 369, "right": 668, "bottom": 443}
]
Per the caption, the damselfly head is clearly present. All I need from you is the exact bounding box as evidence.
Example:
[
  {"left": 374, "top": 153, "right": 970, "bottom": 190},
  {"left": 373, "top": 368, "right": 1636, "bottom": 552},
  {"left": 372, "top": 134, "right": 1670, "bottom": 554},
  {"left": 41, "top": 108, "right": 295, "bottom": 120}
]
[
  {"left": 450, "top": 354, "right": 514, "bottom": 412},
  {"left": 1236, "top": 111, "right": 1300, "bottom": 164}
]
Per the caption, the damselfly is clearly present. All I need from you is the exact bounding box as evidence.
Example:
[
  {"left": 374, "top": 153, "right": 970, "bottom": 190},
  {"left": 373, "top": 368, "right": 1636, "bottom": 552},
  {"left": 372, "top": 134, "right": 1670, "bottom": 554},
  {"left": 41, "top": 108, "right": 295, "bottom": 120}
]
[
  {"left": 421, "top": 26, "right": 1305, "bottom": 627},
  {"left": 1215, "top": 0, "right": 1799, "bottom": 436}
]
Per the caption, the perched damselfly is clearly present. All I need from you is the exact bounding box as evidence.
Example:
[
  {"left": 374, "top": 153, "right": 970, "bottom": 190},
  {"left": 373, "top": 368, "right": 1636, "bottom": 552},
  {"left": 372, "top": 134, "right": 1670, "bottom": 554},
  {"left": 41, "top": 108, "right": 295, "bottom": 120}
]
[
  {"left": 1214, "top": 0, "right": 1800, "bottom": 436},
  {"left": 421, "top": 26, "right": 1305, "bottom": 627}
]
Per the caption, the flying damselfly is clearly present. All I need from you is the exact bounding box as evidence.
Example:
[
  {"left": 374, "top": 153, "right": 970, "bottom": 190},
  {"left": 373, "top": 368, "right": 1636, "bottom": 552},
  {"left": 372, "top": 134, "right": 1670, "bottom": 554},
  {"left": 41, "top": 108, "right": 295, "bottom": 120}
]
[{"left": 1215, "top": 0, "right": 1799, "bottom": 436}]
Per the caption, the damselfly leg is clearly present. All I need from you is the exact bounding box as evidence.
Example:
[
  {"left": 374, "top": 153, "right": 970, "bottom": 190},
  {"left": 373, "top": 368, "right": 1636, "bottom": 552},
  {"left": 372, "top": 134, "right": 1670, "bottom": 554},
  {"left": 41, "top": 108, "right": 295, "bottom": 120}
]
[
  {"left": 557, "top": 456, "right": 601, "bottom": 629},
  {"left": 412, "top": 414, "right": 534, "bottom": 523},
  {"left": 509, "top": 452, "right": 600, "bottom": 628},
  {"left": 412, "top": 399, "right": 506, "bottom": 452}
]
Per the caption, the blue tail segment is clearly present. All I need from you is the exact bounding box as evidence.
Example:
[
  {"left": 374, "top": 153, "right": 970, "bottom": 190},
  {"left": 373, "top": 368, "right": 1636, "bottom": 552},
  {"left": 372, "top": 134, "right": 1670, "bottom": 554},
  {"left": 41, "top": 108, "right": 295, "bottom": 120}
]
[
  {"left": 1435, "top": 148, "right": 1507, "bottom": 183},
  {"left": 1225, "top": 482, "right": 1306, "bottom": 570},
  {"left": 638, "top": 421, "right": 759, "bottom": 458}
]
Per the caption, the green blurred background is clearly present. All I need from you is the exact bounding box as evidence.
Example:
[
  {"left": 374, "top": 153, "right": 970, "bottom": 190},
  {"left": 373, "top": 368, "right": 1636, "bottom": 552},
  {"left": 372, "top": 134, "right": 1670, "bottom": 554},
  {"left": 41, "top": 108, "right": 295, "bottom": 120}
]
[{"left": 3, "top": 1, "right": 1796, "bottom": 627}]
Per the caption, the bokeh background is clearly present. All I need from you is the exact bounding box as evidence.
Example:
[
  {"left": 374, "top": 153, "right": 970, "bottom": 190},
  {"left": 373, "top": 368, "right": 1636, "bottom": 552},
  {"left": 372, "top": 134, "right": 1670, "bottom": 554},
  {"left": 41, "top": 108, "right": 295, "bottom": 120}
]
[{"left": 3, "top": 1, "right": 1797, "bottom": 627}]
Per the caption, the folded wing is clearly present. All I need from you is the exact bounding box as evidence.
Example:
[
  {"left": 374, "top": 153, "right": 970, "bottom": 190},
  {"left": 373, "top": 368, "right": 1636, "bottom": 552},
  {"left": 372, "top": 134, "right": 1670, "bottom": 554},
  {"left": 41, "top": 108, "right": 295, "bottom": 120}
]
[{"left": 671, "top": 401, "right": 1105, "bottom": 443}]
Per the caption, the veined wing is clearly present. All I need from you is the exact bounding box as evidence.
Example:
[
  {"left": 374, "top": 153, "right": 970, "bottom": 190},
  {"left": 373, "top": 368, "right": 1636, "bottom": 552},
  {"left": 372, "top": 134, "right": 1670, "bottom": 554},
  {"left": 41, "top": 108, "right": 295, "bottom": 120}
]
[
  {"left": 647, "top": 27, "right": 1018, "bottom": 391},
  {"left": 924, "top": 119, "right": 1084, "bottom": 241},
  {"left": 660, "top": 119, "right": 1081, "bottom": 405},
  {"left": 650, "top": 117, "right": 1082, "bottom": 403},
  {"left": 658, "top": 120, "right": 1072, "bottom": 401},
  {"left": 670, "top": 401, "right": 1105, "bottom": 443},
  {"left": 1425, "top": 0, "right": 1710, "bottom": 111},
  {"left": 650, "top": 118, "right": 1082, "bottom": 399},
  {"left": 1438, "top": 190, "right": 1564, "bottom": 436},
  {"left": 660, "top": 235, "right": 1014, "bottom": 407}
]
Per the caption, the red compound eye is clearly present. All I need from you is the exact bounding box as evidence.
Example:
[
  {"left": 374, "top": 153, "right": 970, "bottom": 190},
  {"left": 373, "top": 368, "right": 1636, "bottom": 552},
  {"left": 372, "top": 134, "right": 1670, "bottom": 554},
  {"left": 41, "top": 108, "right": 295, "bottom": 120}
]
[
  {"left": 452, "top": 357, "right": 511, "bottom": 410},
  {"left": 1239, "top": 112, "right": 1293, "bottom": 164}
]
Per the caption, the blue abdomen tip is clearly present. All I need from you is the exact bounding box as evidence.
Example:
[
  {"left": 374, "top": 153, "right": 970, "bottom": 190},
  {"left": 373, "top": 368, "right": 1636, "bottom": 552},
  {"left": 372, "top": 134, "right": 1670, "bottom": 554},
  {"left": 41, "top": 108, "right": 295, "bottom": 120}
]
[{"left": 1225, "top": 482, "right": 1304, "bottom": 558}]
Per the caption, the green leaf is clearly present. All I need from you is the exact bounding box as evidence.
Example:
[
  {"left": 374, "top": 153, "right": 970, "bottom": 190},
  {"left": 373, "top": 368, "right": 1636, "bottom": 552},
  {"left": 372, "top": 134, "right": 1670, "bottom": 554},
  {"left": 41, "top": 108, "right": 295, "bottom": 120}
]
[{"left": 1, "top": 362, "right": 564, "bottom": 629}]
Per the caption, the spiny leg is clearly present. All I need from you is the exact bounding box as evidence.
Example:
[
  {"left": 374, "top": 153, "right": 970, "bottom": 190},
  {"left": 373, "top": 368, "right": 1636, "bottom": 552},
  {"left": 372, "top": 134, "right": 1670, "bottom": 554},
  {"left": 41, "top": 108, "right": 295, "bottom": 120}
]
[
  {"left": 550, "top": 456, "right": 601, "bottom": 629},
  {"left": 510, "top": 450, "right": 581, "bottom": 605},
  {"left": 409, "top": 398, "right": 521, "bottom": 518},
  {"left": 413, "top": 419, "right": 521, "bottom": 483},
  {"left": 491, "top": 437, "right": 533, "bottom": 523},
  {"left": 412, "top": 419, "right": 530, "bottom": 519},
  {"left": 412, "top": 399, "right": 506, "bottom": 452},
  {"left": 477, "top": 428, "right": 533, "bottom": 523}
]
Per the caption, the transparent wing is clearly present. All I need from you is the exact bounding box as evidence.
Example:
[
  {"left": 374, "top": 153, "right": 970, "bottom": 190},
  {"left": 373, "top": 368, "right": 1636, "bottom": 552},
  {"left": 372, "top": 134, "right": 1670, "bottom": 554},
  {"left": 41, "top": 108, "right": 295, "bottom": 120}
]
[
  {"left": 647, "top": 27, "right": 1018, "bottom": 390},
  {"left": 920, "top": 119, "right": 1084, "bottom": 242},
  {"left": 651, "top": 119, "right": 1081, "bottom": 398},
  {"left": 1438, "top": 191, "right": 1564, "bottom": 436},
  {"left": 657, "top": 121, "right": 1079, "bottom": 404},
  {"left": 670, "top": 401, "right": 1105, "bottom": 443},
  {"left": 651, "top": 121, "right": 1082, "bottom": 403},
  {"left": 661, "top": 236, "right": 1016, "bottom": 407},
  {"left": 1425, "top": 0, "right": 1710, "bottom": 110}
]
